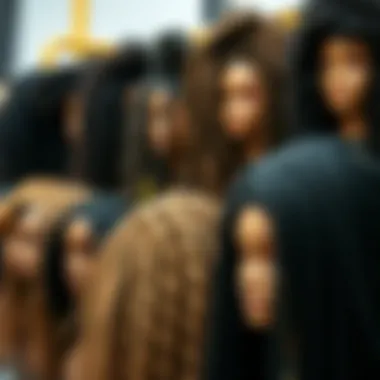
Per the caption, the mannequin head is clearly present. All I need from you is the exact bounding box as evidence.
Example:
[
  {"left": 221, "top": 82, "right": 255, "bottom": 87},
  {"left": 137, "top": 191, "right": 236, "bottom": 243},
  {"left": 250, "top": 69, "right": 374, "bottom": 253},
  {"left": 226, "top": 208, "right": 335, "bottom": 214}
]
[
  {"left": 146, "top": 31, "right": 188, "bottom": 159},
  {"left": 147, "top": 88, "right": 173, "bottom": 157},
  {"left": 294, "top": 0, "right": 380, "bottom": 145},
  {"left": 3, "top": 206, "right": 46, "bottom": 281},
  {"left": 318, "top": 36, "right": 373, "bottom": 125},
  {"left": 63, "top": 218, "right": 96, "bottom": 299},
  {"left": 187, "top": 13, "right": 286, "bottom": 192},
  {"left": 79, "top": 44, "right": 150, "bottom": 190},
  {"left": 219, "top": 59, "right": 268, "bottom": 142},
  {"left": 44, "top": 194, "right": 126, "bottom": 323},
  {"left": 235, "top": 206, "right": 277, "bottom": 329}
]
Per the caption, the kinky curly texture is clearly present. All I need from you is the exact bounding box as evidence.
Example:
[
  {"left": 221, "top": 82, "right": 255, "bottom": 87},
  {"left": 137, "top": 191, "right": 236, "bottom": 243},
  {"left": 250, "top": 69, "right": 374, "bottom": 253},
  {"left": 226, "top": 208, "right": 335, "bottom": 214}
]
[{"left": 80, "top": 190, "right": 221, "bottom": 380}]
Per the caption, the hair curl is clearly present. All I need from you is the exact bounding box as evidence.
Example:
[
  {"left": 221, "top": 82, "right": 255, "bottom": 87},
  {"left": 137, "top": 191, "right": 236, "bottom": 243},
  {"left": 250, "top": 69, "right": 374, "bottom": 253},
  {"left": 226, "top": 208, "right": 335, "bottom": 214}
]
[
  {"left": 184, "top": 12, "right": 287, "bottom": 193},
  {"left": 80, "top": 189, "right": 221, "bottom": 380}
]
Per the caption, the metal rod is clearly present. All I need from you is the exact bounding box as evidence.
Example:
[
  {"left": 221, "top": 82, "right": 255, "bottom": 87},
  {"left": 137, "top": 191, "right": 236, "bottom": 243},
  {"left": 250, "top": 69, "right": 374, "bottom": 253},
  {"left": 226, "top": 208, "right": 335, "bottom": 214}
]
[{"left": 71, "top": 0, "right": 90, "bottom": 36}]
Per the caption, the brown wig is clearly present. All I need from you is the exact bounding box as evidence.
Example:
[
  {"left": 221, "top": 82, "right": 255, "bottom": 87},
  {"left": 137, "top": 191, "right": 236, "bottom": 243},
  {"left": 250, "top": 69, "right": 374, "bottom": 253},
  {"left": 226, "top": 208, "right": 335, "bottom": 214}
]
[
  {"left": 184, "top": 12, "right": 287, "bottom": 193},
  {"left": 125, "top": 88, "right": 195, "bottom": 200},
  {"left": 0, "top": 177, "right": 90, "bottom": 234},
  {"left": 0, "top": 178, "right": 91, "bottom": 379},
  {"left": 79, "top": 190, "right": 221, "bottom": 380},
  {"left": 123, "top": 34, "right": 193, "bottom": 200}
]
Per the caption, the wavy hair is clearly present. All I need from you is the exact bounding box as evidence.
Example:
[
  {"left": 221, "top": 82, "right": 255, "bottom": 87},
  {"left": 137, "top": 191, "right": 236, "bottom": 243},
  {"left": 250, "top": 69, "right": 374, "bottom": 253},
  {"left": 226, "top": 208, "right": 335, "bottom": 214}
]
[
  {"left": 79, "top": 190, "right": 221, "bottom": 380},
  {"left": 184, "top": 12, "right": 287, "bottom": 193},
  {"left": 0, "top": 178, "right": 90, "bottom": 380}
]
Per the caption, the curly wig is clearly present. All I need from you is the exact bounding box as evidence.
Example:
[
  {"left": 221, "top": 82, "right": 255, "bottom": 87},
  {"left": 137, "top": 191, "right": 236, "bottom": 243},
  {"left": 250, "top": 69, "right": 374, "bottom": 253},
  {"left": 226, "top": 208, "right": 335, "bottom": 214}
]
[
  {"left": 79, "top": 189, "right": 221, "bottom": 380},
  {"left": 184, "top": 12, "right": 287, "bottom": 193}
]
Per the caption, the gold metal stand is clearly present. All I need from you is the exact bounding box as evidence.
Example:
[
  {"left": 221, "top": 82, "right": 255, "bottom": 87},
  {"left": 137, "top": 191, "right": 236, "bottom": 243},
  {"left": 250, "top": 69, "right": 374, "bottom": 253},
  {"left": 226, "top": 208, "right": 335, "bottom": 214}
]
[
  {"left": 276, "top": 8, "right": 300, "bottom": 31},
  {"left": 40, "top": 0, "right": 114, "bottom": 67}
]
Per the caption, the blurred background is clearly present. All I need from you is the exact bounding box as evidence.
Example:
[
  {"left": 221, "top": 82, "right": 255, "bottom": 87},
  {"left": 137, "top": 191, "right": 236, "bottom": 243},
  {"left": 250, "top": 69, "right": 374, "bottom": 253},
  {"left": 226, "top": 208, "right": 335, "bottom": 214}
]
[{"left": 0, "top": 0, "right": 299, "bottom": 76}]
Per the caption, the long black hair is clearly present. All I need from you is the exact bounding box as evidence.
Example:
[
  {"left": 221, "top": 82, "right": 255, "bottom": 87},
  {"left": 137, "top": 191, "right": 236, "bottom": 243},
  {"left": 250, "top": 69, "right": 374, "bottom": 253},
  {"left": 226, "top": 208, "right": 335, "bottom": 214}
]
[
  {"left": 0, "top": 68, "right": 81, "bottom": 182},
  {"left": 79, "top": 43, "right": 149, "bottom": 191},
  {"left": 44, "top": 192, "right": 130, "bottom": 336},
  {"left": 292, "top": 0, "right": 380, "bottom": 152}
]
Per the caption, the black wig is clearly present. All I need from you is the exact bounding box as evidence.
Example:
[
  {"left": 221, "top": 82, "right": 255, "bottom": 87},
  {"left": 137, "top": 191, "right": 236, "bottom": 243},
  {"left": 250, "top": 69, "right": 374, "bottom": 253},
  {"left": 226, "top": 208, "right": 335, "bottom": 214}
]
[
  {"left": 0, "top": 68, "right": 81, "bottom": 182},
  {"left": 44, "top": 193, "right": 130, "bottom": 321},
  {"left": 79, "top": 43, "right": 150, "bottom": 191},
  {"left": 292, "top": 0, "right": 380, "bottom": 152}
]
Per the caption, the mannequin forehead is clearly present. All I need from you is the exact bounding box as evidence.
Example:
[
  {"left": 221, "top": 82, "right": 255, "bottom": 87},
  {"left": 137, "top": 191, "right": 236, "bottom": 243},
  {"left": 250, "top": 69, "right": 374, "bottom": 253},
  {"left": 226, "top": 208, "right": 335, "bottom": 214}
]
[
  {"left": 235, "top": 206, "right": 274, "bottom": 248},
  {"left": 220, "top": 60, "right": 262, "bottom": 88},
  {"left": 319, "top": 35, "right": 371, "bottom": 57}
]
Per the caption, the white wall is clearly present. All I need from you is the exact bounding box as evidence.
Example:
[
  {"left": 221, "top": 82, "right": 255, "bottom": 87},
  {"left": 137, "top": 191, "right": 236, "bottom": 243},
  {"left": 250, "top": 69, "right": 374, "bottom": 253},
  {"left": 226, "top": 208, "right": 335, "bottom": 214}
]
[
  {"left": 12, "top": 0, "right": 201, "bottom": 73},
  {"left": 230, "top": 0, "right": 301, "bottom": 13}
]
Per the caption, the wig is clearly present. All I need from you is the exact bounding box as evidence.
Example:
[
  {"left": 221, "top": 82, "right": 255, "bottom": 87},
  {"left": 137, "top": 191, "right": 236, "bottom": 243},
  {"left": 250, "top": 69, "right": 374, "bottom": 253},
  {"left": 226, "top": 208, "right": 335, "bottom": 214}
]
[
  {"left": 184, "top": 12, "right": 287, "bottom": 193},
  {"left": 0, "top": 178, "right": 91, "bottom": 380},
  {"left": 149, "top": 29, "right": 189, "bottom": 93},
  {"left": 34, "top": 193, "right": 130, "bottom": 380},
  {"left": 292, "top": 0, "right": 380, "bottom": 152},
  {"left": 79, "top": 190, "right": 221, "bottom": 380},
  {"left": 44, "top": 193, "right": 130, "bottom": 324},
  {"left": 79, "top": 43, "right": 150, "bottom": 191},
  {"left": 0, "top": 184, "right": 14, "bottom": 275},
  {"left": 0, "top": 68, "right": 82, "bottom": 182},
  {"left": 127, "top": 31, "right": 191, "bottom": 200}
]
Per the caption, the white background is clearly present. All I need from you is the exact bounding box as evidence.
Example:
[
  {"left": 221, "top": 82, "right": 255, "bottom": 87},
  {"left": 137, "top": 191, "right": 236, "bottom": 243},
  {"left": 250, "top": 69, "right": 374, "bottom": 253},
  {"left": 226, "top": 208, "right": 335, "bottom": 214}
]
[
  {"left": 230, "top": 0, "right": 301, "bottom": 13},
  {"left": 12, "top": 0, "right": 201, "bottom": 73},
  {"left": 12, "top": 0, "right": 301, "bottom": 73}
]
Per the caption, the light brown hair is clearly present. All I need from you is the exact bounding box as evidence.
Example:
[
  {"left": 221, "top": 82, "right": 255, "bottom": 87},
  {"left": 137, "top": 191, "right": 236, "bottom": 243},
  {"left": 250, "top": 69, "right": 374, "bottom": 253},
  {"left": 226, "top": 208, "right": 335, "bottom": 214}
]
[
  {"left": 0, "top": 177, "right": 91, "bottom": 380},
  {"left": 79, "top": 189, "right": 221, "bottom": 380}
]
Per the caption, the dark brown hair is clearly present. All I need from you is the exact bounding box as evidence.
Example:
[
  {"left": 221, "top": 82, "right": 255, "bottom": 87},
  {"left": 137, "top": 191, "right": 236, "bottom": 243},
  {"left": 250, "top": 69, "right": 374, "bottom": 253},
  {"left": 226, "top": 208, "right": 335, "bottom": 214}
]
[{"left": 184, "top": 12, "right": 287, "bottom": 193}]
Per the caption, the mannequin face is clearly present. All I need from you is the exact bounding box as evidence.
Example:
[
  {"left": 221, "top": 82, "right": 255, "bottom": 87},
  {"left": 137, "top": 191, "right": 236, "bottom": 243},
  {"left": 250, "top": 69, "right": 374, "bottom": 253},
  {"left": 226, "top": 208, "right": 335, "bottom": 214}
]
[
  {"left": 64, "top": 219, "right": 96, "bottom": 299},
  {"left": 319, "top": 36, "right": 373, "bottom": 118},
  {"left": 3, "top": 207, "right": 46, "bottom": 280},
  {"left": 147, "top": 89, "right": 173, "bottom": 157},
  {"left": 219, "top": 60, "right": 267, "bottom": 141},
  {"left": 235, "top": 207, "right": 276, "bottom": 329}
]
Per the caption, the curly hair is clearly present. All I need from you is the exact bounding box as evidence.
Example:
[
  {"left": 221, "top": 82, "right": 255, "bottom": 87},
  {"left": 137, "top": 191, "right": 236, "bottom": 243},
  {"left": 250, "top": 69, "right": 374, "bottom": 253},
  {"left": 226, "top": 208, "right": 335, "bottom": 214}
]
[
  {"left": 0, "top": 177, "right": 90, "bottom": 236},
  {"left": 184, "top": 12, "right": 287, "bottom": 193},
  {"left": 79, "top": 189, "right": 221, "bottom": 380}
]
